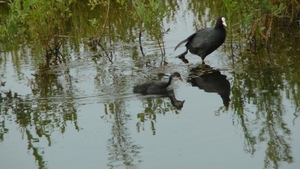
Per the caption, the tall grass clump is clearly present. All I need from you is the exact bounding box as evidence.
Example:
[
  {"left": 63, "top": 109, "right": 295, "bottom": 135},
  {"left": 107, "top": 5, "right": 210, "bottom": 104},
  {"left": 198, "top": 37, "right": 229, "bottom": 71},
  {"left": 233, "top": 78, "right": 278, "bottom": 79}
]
[{"left": 224, "top": 0, "right": 300, "bottom": 46}]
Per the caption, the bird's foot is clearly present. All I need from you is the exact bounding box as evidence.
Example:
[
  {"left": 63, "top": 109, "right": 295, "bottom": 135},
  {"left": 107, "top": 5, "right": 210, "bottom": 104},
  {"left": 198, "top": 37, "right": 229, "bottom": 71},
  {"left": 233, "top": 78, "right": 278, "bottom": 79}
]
[
  {"left": 176, "top": 50, "right": 189, "bottom": 63},
  {"left": 177, "top": 54, "right": 189, "bottom": 63},
  {"left": 175, "top": 50, "right": 188, "bottom": 58}
]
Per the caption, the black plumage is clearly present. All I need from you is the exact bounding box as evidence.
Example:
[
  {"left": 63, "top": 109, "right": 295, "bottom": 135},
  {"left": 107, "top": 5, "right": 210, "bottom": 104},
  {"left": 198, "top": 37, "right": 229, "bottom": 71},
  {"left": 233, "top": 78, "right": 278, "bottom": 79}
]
[
  {"left": 133, "top": 72, "right": 183, "bottom": 95},
  {"left": 175, "top": 17, "right": 227, "bottom": 64}
]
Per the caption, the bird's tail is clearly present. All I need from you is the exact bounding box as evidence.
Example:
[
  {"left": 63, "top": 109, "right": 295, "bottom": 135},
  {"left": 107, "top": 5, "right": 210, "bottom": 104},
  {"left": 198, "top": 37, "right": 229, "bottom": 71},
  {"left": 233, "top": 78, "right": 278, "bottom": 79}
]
[
  {"left": 174, "top": 38, "right": 188, "bottom": 51},
  {"left": 174, "top": 33, "right": 196, "bottom": 51}
]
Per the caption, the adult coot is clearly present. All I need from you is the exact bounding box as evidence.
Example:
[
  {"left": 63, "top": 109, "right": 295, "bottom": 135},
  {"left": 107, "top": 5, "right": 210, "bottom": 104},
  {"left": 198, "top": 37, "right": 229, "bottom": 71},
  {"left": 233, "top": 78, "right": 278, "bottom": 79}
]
[
  {"left": 133, "top": 72, "right": 183, "bottom": 95},
  {"left": 175, "top": 17, "right": 227, "bottom": 64}
]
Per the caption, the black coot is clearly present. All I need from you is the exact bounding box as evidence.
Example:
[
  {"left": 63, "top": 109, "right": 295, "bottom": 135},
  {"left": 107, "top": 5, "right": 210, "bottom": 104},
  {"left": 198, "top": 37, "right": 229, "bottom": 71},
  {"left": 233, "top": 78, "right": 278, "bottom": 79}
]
[
  {"left": 175, "top": 17, "right": 227, "bottom": 64},
  {"left": 133, "top": 72, "right": 183, "bottom": 95}
]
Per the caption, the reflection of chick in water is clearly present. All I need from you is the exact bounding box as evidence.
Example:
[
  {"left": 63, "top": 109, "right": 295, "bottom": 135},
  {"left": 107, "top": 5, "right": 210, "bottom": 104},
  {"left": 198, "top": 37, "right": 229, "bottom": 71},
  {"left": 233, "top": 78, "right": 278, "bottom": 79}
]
[
  {"left": 188, "top": 71, "right": 230, "bottom": 107},
  {"left": 163, "top": 90, "right": 185, "bottom": 110},
  {"left": 133, "top": 72, "right": 185, "bottom": 109}
]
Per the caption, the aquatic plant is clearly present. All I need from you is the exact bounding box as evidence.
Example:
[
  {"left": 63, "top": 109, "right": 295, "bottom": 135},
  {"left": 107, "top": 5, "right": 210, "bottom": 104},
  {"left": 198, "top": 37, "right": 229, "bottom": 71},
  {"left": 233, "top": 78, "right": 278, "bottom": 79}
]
[
  {"left": 2, "top": 0, "right": 74, "bottom": 68},
  {"left": 88, "top": 0, "right": 171, "bottom": 57},
  {"left": 224, "top": 0, "right": 300, "bottom": 47},
  {"left": 1, "top": 0, "right": 175, "bottom": 68}
]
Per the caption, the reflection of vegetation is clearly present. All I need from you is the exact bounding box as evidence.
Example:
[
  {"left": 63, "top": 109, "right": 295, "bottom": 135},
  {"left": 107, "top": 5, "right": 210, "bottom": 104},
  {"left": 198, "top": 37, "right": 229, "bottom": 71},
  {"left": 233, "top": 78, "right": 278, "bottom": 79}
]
[
  {"left": 91, "top": 50, "right": 142, "bottom": 167},
  {"left": 226, "top": 4, "right": 299, "bottom": 164},
  {"left": 136, "top": 96, "right": 182, "bottom": 135},
  {"left": 225, "top": 8, "right": 300, "bottom": 164},
  {"left": 0, "top": 92, "right": 79, "bottom": 168},
  {"left": 230, "top": 63, "right": 296, "bottom": 168},
  {"left": 30, "top": 69, "right": 75, "bottom": 97},
  {"left": 0, "top": 88, "right": 10, "bottom": 142},
  {"left": 88, "top": 0, "right": 174, "bottom": 58},
  {"left": 0, "top": 74, "right": 9, "bottom": 142},
  {"left": 104, "top": 100, "right": 141, "bottom": 168},
  {"left": 0, "top": 71, "right": 79, "bottom": 168}
]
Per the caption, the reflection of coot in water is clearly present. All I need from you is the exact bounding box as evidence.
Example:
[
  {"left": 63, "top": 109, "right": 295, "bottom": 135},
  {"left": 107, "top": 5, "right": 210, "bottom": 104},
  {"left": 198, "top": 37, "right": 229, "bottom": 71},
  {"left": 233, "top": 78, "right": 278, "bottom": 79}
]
[
  {"left": 133, "top": 72, "right": 183, "bottom": 95},
  {"left": 163, "top": 91, "right": 185, "bottom": 110},
  {"left": 188, "top": 71, "right": 230, "bottom": 107},
  {"left": 175, "top": 17, "right": 227, "bottom": 64}
]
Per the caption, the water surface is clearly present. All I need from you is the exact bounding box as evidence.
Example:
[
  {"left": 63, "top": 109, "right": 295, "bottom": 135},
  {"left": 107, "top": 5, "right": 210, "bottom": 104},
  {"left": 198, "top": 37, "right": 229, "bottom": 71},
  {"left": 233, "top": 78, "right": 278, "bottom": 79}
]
[{"left": 0, "top": 1, "right": 299, "bottom": 169}]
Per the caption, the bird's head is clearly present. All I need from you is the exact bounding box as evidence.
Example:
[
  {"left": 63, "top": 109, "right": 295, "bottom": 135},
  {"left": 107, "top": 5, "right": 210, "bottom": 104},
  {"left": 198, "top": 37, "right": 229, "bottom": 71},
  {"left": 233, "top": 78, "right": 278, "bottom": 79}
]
[
  {"left": 171, "top": 72, "right": 183, "bottom": 82},
  {"left": 221, "top": 17, "right": 227, "bottom": 27}
]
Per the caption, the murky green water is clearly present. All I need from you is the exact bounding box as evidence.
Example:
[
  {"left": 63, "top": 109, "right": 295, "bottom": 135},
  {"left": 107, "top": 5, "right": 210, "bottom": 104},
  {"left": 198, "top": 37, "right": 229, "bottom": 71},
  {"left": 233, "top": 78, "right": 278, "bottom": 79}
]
[{"left": 1, "top": 1, "right": 300, "bottom": 169}]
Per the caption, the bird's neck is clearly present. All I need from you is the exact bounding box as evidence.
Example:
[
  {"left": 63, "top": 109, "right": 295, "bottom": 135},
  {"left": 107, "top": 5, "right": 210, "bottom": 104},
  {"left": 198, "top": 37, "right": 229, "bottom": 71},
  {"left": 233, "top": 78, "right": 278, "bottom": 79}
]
[
  {"left": 215, "top": 24, "right": 224, "bottom": 30},
  {"left": 166, "top": 77, "right": 175, "bottom": 91}
]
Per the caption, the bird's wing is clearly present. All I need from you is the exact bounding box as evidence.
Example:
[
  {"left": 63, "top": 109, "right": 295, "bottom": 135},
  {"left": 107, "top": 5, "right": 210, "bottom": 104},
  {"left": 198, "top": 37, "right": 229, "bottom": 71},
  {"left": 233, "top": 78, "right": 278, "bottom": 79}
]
[
  {"left": 189, "top": 29, "right": 213, "bottom": 49},
  {"left": 174, "top": 32, "right": 197, "bottom": 51}
]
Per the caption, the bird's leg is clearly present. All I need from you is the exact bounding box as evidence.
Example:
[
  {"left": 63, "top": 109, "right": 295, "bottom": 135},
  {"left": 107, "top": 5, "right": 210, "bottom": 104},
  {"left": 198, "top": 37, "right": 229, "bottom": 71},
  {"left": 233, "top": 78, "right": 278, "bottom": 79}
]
[
  {"left": 176, "top": 48, "right": 188, "bottom": 58},
  {"left": 201, "top": 59, "right": 205, "bottom": 65},
  {"left": 176, "top": 48, "right": 189, "bottom": 63}
]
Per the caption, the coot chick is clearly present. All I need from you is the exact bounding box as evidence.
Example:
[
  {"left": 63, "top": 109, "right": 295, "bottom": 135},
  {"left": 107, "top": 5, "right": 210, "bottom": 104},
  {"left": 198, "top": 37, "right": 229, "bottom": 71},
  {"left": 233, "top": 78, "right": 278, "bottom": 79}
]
[
  {"left": 133, "top": 72, "right": 183, "bottom": 95},
  {"left": 175, "top": 17, "right": 227, "bottom": 64}
]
